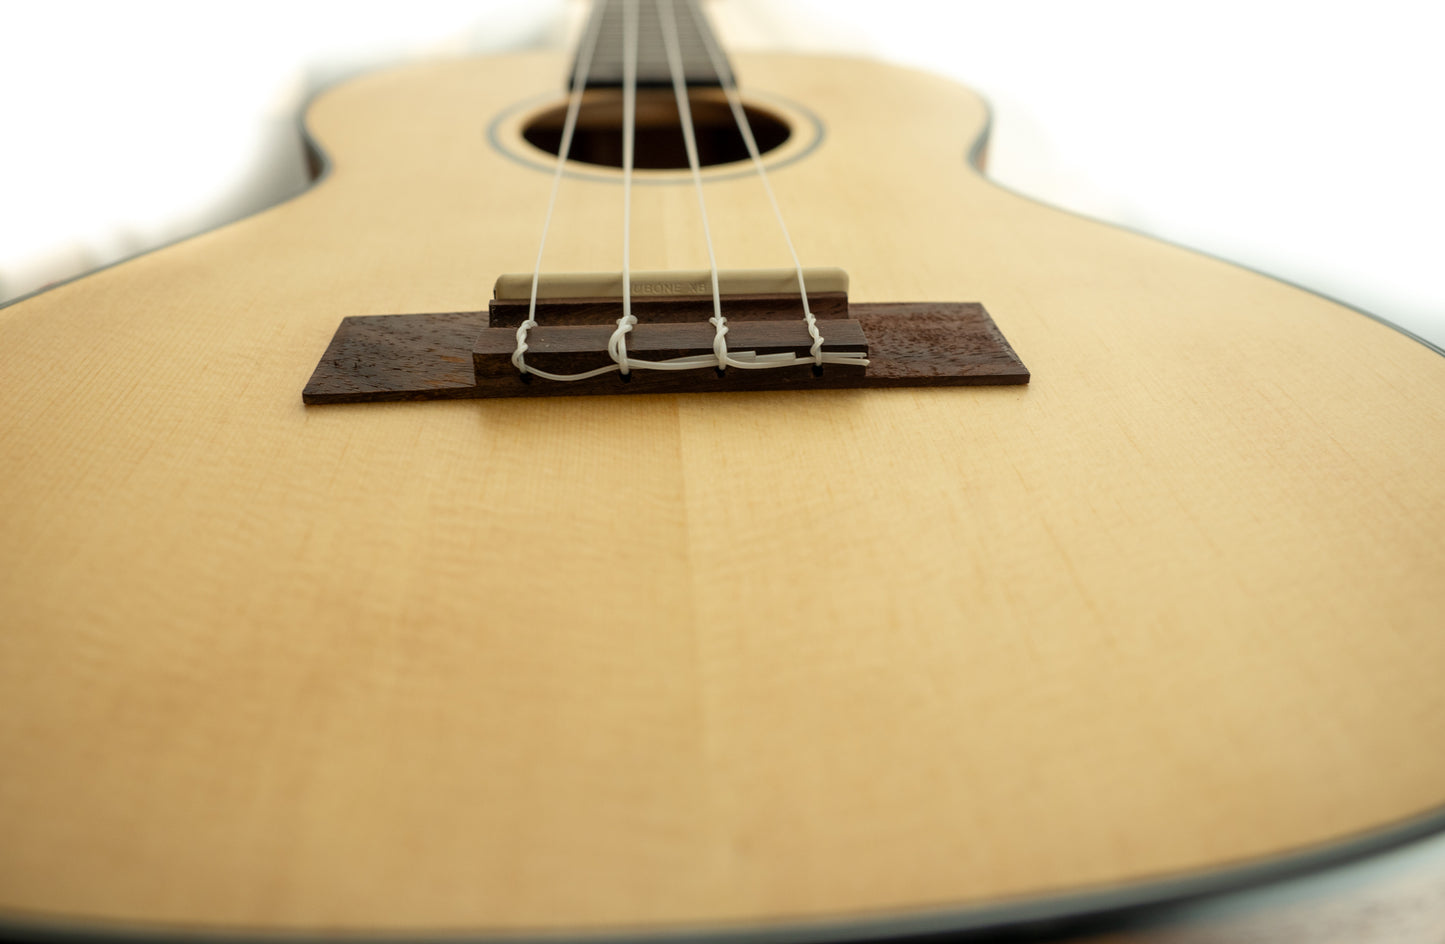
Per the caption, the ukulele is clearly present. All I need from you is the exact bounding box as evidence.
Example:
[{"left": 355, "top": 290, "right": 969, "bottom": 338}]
[{"left": 2, "top": 1, "right": 1443, "bottom": 940}]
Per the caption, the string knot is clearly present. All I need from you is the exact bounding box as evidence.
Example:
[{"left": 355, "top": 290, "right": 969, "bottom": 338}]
[
  {"left": 708, "top": 314, "right": 730, "bottom": 371},
  {"left": 511, "top": 318, "right": 539, "bottom": 375},
  {"left": 608, "top": 314, "right": 638, "bottom": 374},
  {"left": 803, "top": 311, "right": 825, "bottom": 366}
]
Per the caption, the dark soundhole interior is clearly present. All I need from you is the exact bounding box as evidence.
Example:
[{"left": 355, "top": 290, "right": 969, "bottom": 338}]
[{"left": 522, "top": 89, "right": 791, "bottom": 170}]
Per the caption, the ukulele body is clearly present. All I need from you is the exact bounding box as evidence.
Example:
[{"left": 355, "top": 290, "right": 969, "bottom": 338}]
[{"left": 2, "top": 50, "right": 1444, "bottom": 938}]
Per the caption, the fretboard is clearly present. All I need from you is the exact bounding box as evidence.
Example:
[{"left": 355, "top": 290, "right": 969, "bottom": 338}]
[{"left": 571, "top": 0, "right": 728, "bottom": 89}]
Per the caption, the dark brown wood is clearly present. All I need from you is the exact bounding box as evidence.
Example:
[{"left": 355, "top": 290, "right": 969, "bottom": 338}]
[
  {"left": 301, "top": 311, "right": 486, "bottom": 404},
  {"left": 302, "top": 303, "right": 1028, "bottom": 405},
  {"left": 486, "top": 292, "right": 848, "bottom": 328},
  {"left": 854, "top": 302, "right": 1030, "bottom": 386}
]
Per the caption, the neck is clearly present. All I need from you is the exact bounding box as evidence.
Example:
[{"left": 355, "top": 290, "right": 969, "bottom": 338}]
[{"left": 573, "top": 0, "right": 728, "bottom": 89}]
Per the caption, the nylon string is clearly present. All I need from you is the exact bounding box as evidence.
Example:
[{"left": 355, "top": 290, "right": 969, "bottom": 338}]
[
  {"left": 512, "top": 0, "right": 867, "bottom": 381},
  {"left": 682, "top": 0, "right": 862, "bottom": 369},
  {"left": 607, "top": 0, "right": 640, "bottom": 375},
  {"left": 654, "top": 0, "right": 734, "bottom": 370},
  {"left": 513, "top": 0, "right": 719, "bottom": 381},
  {"left": 513, "top": 0, "right": 609, "bottom": 379}
]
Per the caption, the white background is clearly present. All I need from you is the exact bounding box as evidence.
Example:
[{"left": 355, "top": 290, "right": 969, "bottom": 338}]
[{"left": 2, "top": 0, "right": 1442, "bottom": 347}]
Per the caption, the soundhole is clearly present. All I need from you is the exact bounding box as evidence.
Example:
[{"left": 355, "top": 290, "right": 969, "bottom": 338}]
[{"left": 522, "top": 89, "right": 791, "bottom": 170}]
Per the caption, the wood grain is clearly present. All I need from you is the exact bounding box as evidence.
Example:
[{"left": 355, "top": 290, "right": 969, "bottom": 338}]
[
  {"left": 855, "top": 301, "right": 1029, "bottom": 384},
  {"left": 301, "top": 310, "right": 485, "bottom": 403},
  {"left": 302, "top": 303, "right": 1024, "bottom": 402},
  {"left": 1, "top": 50, "right": 1444, "bottom": 939}
]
